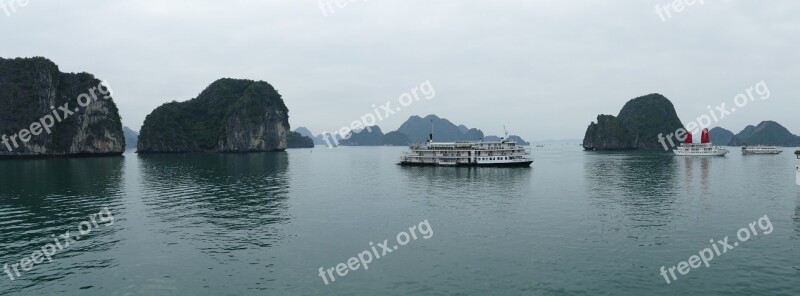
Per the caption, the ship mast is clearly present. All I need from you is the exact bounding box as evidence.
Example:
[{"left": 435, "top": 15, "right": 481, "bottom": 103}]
[{"left": 429, "top": 119, "right": 434, "bottom": 143}]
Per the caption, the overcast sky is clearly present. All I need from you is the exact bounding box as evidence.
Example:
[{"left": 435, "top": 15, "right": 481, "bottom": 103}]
[{"left": 2, "top": 0, "right": 798, "bottom": 140}]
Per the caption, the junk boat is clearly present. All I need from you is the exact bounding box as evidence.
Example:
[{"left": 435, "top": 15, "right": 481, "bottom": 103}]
[
  {"left": 674, "top": 128, "right": 729, "bottom": 156},
  {"left": 741, "top": 145, "right": 783, "bottom": 155},
  {"left": 397, "top": 128, "right": 533, "bottom": 167}
]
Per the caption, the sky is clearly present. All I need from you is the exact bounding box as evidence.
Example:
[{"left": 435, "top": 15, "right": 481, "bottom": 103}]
[{"left": 1, "top": 0, "right": 799, "bottom": 141}]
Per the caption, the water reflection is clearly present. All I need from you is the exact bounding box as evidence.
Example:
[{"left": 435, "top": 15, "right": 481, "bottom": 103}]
[
  {"left": 681, "top": 157, "right": 711, "bottom": 193},
  {"left": 398, "top": 166, "right": 530, "bottom": 188},
  {"left": 396, "top": 166, "right": 533, "bottom": 206},
  {"left": 795, "top": 193, "right": 800, "bottom": 239},
  {"left": 399, "top": 166, "right": 530, "bottom": 182},
  {"left": 583, "top": 151, "right": 679, "bottom": 221},
  {"left": 137, "top": 153, "right": 290, "bottom": 256},
  {"left": 0, "top": 156, "right": 125, "bottom": 293}
]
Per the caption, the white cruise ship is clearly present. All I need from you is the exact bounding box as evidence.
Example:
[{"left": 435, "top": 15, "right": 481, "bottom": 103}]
[
  {"left": 741, "top": 145, "right": 783, "bottom": 155},
  {"left": 674, "top": 128, "right": 729, "bottom": 156},
  {"left": 398, "top": 130, "right": 533, "bottom": 167}
]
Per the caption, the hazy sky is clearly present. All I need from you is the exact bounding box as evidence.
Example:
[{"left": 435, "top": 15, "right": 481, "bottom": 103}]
[{"left": 2, "top": 0, "right": 798, "bottom": 140}]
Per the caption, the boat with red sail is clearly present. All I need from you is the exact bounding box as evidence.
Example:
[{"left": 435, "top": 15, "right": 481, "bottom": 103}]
[{"left": 674, "top": 128, "right": 729, "bottom": 156}]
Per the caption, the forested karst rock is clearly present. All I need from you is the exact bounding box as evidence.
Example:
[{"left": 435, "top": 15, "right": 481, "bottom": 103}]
[
  {"left": 138, "top": 79, "right": 290, "bottom": 153},
  {"left": 0, "top": 57, "right": 124, "bottom": 157},
  {"left": 287, "top": 131, "right": 314, "bottom": 148},
  {"left": 709, "top": 122, "right": 800, "bottom": 147},
  {"left": 709, "top": 127, "right": 741, "bottom": 146},
  {"left": 583, "top": 94, "right": 684, "bottom": 150},
  {"left": 736, "top": 121, "right": 800, "bottom": 146}
]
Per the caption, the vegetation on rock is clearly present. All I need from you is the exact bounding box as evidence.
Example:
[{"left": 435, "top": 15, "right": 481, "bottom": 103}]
[
  {"left": 583, "top": 94, "right": 683, "bottom": 150},
  {"left": 0, "top": 57, "right": 124, "bottom": 157},
  {"left": 138, "top": 78, "right": 290, "bottom": 153}
]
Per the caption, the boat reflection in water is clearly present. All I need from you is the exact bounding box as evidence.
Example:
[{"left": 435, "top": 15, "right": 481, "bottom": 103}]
[
  {"left": 397, "top": 165, "right": 533, "bottom": 206},
  {"left": 683, "top": 157, "right": 711, "bottom": 193}
]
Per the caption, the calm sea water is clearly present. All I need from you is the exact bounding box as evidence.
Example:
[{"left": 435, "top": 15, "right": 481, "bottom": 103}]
[{"left": 0, "top": 146, "right": 798, "bottom": 295}]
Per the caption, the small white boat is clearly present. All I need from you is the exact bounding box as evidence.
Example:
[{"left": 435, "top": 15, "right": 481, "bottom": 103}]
[
  {"left": 796, "top": 150, "right": 800, "bottom": 185},
  {"left": 742, "top": 145, "right": 782, "bottom": 155},
  {"left": 674, "top": 128, "right": 729, "bottom": 156}
]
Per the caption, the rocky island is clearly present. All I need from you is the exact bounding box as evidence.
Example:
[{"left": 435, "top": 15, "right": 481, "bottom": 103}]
[
  {"left": 287, "top": 131, "right": 315, "bottom": 148},
  {"left": 138, "top": 78, "right": 300, "bottom": 153},
  {"left": 0, "top": 57, "right": 125, "bottom": 158},
  {"left": 708, "top": 127, "right": 741, "bottom": 146},
  {"left": 582, "top": 93, "right": 683, "bottom": 150},
  {"left": 709, "top": 122, "right": 800, "bottom": 146}
]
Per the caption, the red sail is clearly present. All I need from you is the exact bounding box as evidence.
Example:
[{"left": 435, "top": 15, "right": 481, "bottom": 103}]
[
  {"left": 685, "top": 132, "right": 693, "bottom": 144},
  {"left": 701, "top": 128, "right": 710, "bottom": 144}
]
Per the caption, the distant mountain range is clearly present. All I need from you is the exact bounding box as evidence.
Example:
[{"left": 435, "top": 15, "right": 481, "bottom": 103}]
[
  {"left": 297, "top": 114, "right": 530, "bottom": 147},
  {"left": 709, "top": 121, "right": 800, "bottom": 146},
  {"left": 294, "top": 127, "right": 342, "bottom": 146},
  {"left": 397, "top": 115, "right": 485, "bottom": 143},
  {"left": 708, "top": 127, "right": 741, "bottom": 146},
  {"left": 123, "top": 126, "right": 138, "bottom": 150},
  {"left": 483, "top": 135, "right": 530, "bottom": 145},
  {"left": 337, "top": 126, "right": 411, "bottom": 146}
]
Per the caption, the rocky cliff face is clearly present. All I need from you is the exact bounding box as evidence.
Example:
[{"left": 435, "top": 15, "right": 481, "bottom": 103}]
[
  {"left": 138, "top": 78, "right": 290, "bottom": 153},
  {"left": 0, "top": 57, "right": 125, "bottom": 157},
  {"left": 583, "top": 93, "right": 683, "bottom": 150}
]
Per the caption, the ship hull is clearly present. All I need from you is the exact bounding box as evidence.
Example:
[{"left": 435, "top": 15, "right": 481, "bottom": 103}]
[
  {"left": 398, "top": 161, "right": 533, "bottom": 167},
  {"left": 673, "top": 151, "right": 729, "bottom": 156},
  {"left": 742, "top": 151, "right": 782, "bottom": 155},
  {"left": 742, "top": 146, "right": 783, "bottom": 155}
]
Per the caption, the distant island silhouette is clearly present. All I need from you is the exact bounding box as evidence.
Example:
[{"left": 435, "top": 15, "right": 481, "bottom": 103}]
[
  {"left": 296, "top": 115, "right": 530, "bottom": 147},
  {"left": 710, "top": 122, "right": 800, "bottom": 146}
]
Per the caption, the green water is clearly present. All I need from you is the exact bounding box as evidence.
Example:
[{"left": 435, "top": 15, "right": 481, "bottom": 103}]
[{"left": 0, "top": 146, "right": 798, "bottom": 295}]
